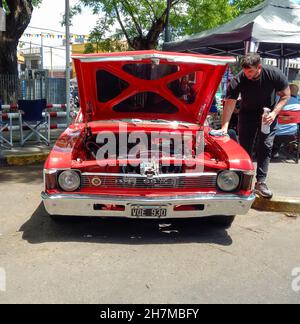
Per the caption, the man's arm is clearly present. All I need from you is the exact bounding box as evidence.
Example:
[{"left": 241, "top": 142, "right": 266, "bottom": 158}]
[
  {"left": 221, "top": 99, "right": 237, "bottom": 132},
  {"left": 264, "top": 86, "right": 291, "bottom": 125}
]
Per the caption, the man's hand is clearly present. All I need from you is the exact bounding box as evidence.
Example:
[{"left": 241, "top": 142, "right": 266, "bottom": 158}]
[{"left": 263, "top": 111, "right": 277, "bottom": 125}]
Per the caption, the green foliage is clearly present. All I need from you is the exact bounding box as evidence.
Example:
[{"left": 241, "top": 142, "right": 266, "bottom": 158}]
[
  {"left": 171, "top": 0, "right": 235, "bottom": 37},
  {"left": 84, "top": 43, "right": 95, "bottom": 53},
  {"left": 84, "top": 16, "right": 126, "bottom": 53},
  {"left": 31, "top": 0, "right": 42, "bottom": 6}
]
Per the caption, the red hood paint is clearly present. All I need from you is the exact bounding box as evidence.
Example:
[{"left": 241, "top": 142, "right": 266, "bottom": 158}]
[{"left": 72, "top": 50, "right": 235, "bottom": 125}]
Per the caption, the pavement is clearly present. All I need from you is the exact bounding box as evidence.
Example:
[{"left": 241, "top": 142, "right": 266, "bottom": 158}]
[
  {"left": 252, "top": 158, "right": 300, "bottom": 214},
  {"left": 0, "top": 139, "right": 299, "bottom": 213},
  {"left": 0, "top": 164, "right": 300, "bottom": 304},
  {"left": 0, "top": 130, "right": 62, "bottom": 166}
]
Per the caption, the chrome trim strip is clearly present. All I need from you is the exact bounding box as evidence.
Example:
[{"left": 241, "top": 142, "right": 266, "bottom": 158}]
[
  {"left": 44, "top": 168, "right": 82, "bottom": 174},
  {"left": 72, "top": 53, "right": 236, "bottom": 66},
  {"left": 81, "top": 172, "right": 217, "bottom": 178},
  {"left": 42, "top": 192, "right": 256, "bottom": 219},
  {"left": 81, "top": 173, "right": 218, "bottom": 189}
]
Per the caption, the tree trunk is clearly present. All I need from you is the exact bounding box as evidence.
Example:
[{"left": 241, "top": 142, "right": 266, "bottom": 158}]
[
  {"left": 130, "top": 3, "right": 171, "bottom": 50},
  {"left": 0, "top": 36, "right": 19, "bottom": 75},
  {"left": 132, "top": 36, "right": 157, "bottom": 50},
  {"left": 0, "top": 36, "right": 20, "bottom": 102},
  {"left": 0, "top": 0, "right": 33, "bottom": 76}
]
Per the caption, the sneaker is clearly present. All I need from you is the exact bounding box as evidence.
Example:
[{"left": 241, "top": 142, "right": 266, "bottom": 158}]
[{"left": 255, "top": 182, "right": 273, "bottom": 199}]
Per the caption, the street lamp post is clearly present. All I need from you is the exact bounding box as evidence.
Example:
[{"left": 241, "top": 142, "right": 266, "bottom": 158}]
[
  {"left": 164, "top": 0, "right": 171, "bottom": 43},
  {"left": 65, "top": 0, "right": 71, "bottom": 125}
]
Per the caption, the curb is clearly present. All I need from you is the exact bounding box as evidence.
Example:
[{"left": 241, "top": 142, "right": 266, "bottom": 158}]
[
  {"left": 1, "top": 152, "right": 49, "bottom": 166},
  {"left": 252, "top": 195, "right": 300, "bottom": 214}
]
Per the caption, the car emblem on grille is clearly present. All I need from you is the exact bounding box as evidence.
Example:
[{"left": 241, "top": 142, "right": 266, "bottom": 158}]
[
  {"left": 140, "top": 160, "right": 159, "bottom": 178},
  {"left": 91, "top": 177, "right": 102, "bottom": 187}
]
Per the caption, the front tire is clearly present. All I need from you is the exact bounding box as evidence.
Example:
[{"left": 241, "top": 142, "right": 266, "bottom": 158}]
[{"left": 209, "top": 215, "right": 236, "bottom": 228}]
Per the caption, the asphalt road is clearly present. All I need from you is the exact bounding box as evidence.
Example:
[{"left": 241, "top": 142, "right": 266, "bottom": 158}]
[{"left": 0, "top": 164, "right": 299, "bottom": 304}]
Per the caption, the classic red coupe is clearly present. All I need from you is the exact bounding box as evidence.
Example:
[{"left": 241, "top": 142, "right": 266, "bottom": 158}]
[{"left": 42, "top": 50, "right": 255, "bottom": 227}]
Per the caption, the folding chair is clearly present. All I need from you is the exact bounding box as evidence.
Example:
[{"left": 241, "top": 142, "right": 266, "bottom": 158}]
[
  {"left": 0, "top": 117, "right": 13, "bottom": 148},
  {"left": 18, "top": 99, "right": 51, "bottom": 146},
  {"left": 0, "top": 100, "right": 13, "bottom": 148},
  {"left": 278, "top": 110, "right": 300, "bottom": 164}
]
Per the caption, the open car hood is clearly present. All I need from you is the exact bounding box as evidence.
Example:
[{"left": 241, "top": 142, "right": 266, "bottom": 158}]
[{"left": 73, "top": 50, "right": 235, "bottom": 125}]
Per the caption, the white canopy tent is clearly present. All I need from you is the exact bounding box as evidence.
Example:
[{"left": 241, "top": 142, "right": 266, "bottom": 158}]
[{"left": 163, "top": 0, "right": 300, "bottom": 74}]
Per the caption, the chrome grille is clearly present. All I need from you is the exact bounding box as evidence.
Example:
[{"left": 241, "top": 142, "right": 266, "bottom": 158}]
[{"left": 81, "top": 173, "right": 217, "bottom": 189}]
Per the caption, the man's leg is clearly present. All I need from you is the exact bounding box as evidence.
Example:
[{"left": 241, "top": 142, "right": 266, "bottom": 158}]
[
  {"left": 238, "top": 118, "right": 260, "bottom": 158},
  {"left": 256, "top": 120, "right": 277, "bottom": 183},
  {"left": 254, "top": 120, "right": 278, "bottom": 198}
]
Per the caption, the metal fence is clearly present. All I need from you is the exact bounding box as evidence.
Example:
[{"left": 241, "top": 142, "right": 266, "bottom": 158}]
[{"left": 0, "top": 74, "right": 66, "bottom": 104}]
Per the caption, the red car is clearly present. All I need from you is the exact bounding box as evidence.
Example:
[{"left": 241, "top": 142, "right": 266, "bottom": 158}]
[{"left": 42, "top": 50, "right": 255, "bottom": 227}]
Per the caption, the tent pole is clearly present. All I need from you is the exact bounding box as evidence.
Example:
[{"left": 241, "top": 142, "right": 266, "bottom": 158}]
[
  {"left": 244, "top": 41, "right": 250, "bottom": 54},
  {"left": 286, "top": 59, "right": 290, "bottom": 80}
]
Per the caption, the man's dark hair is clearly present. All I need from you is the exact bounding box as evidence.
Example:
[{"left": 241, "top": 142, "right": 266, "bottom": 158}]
[{"left": 241, "top": 53, "right": 261, "bottom": 68}]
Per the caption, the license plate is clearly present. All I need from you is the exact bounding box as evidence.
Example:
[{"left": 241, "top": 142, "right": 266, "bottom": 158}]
[{"left": 131, "top": 206, "right": 168, "bottom": 218}]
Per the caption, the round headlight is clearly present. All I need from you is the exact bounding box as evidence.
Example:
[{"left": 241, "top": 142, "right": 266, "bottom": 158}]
[
  {"left": 58, "top": 170, "right": 81, "bottom": 192},
  {"left": 217, "top": 171, "right": 240, "bottom": 192}
]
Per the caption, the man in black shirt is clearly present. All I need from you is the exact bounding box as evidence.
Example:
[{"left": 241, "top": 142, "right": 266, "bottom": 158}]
[{"left": 219, "top": 53, "right": 290, "bottom": 198}]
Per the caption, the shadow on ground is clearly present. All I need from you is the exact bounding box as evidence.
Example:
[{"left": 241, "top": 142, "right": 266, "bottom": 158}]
[
  {"left": 0, "top": 163, "right": 44, "bottom": 184},
  {"left": 19, "top": 203, "right": 233, "bottom": 246},
  {"left": 270, "top": 157, "right": 297, "bottom": 164}
]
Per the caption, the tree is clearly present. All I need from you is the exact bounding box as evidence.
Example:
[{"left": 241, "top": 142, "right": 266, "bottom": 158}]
[
  {"left": 0, "top": 0, "right": 42, "bottom": 75},
  {"left": 73, "top": 0, "right": 263, "bottom": 51},
  {"left": 76, "top": 0, "right": 235, "bottom": 50},
  {"left": 175, "top": 0, "right": 236, "bottom": 36},
  {"left": 85, "top": 16, "right": 110, "bottom": 52},
  {"left": 73, "top": 0, "right": 184, "bottom": 50}
]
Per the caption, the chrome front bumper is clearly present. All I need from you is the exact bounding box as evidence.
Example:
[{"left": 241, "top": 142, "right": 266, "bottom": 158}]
[{"left": 42, "top": 192, "right": 256, "bottom": 219}]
